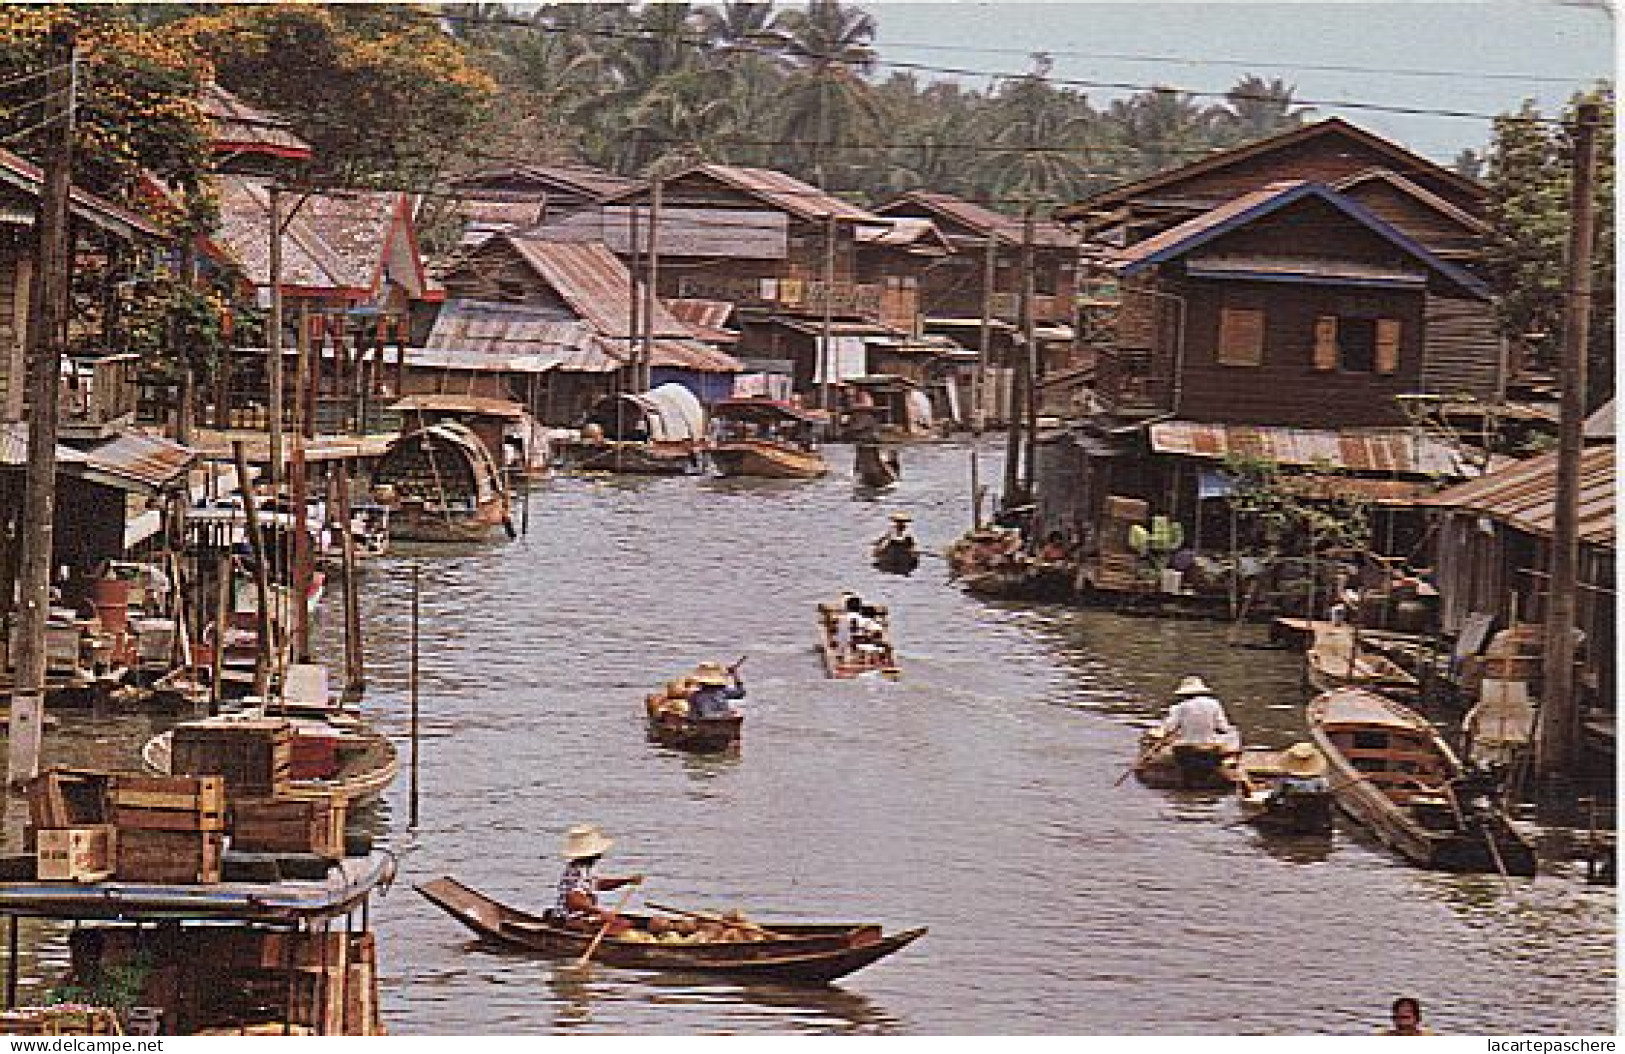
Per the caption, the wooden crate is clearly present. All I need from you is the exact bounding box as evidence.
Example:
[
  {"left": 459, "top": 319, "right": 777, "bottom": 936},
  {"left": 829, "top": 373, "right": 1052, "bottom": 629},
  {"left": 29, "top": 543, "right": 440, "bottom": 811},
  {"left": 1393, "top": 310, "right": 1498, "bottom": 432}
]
[
  {"left": 115, "top": 829, "right": 224, "bottom": 884},
  {"left": 231, "top": 796, "right": 346, "bottom": 859},
  {"left": 109, "top": 774, "right": 226, "bottom": 832},
  {"left": 37, "top": 826, "right": 115, "bottom": 882},
  {"left": 171, "top": 720, "right": 292, "bottom": 797},
  {"left": 26, "top": 768, "right": 110, "bottom": 829}
]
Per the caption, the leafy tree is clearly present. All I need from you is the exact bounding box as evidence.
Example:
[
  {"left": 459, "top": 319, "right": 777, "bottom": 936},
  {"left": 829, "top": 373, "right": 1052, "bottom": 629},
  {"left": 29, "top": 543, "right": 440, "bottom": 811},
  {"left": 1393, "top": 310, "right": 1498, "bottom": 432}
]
[
  {"left": 0, "top": 7, "right": 212, "bottom": 203},
  {"left": 1215, "top": 75, "right": 1311, "bottom": 144},
  {"left": 1485, "top": 85, "right": 1615, "bottom": 407},
  {"left": 774, "top": 0, "right": 880, "bottom": 189},
  {"left": 167, "top": 4, "right": 497, "bottom": 185}
]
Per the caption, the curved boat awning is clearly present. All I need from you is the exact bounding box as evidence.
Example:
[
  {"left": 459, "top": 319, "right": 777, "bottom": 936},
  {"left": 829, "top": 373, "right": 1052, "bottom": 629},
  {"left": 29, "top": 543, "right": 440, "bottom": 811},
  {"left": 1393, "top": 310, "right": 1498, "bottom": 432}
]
[
  {"left": 588, "top": 383, "right": 707, "bottom": 442},
  {"left": 0, "top": 853, "right": 394, "bottom": 923}
]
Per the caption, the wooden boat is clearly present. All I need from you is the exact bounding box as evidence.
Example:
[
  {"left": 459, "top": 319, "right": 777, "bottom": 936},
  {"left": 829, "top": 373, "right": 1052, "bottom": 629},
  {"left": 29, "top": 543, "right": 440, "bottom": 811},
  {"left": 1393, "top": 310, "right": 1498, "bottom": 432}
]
[
  {"left": 1235, "top": 746, "right": 1336, "bottom": 834},
  {"left": 416, "top": 876, "right": 926, "bottom": 985},
  {"left": 566, "top": 385, "right": 707, "bottom": 475},
  {"left": 709, "top": 399, "right": 829, "bottom": 479},
  {"left": 372, "top": 421, "right": 512, "bottom": 542},
  {"left": 644, "top": 692, "right": 743, "bottom": 753},
  {"left": 816, "top": 602, "right": 900, "bottom": 679},
  {"left": 1305, "top": 625, "right": 1419, "bottom": 697},
  {"left": 143, "top": 711, "right": 400, "bottom": 809},
  {"left": 871, "top": 537, "right": 919, "bottom": 575},
  {"left": 1133, "top": 729, "right": 1240, "bottom": 790},
  {"left": 1308, "top": 687, "right": 1536, "bottom": 875},
  {"left": 853, "top": 442, "right": 899, "bottom": 488}
]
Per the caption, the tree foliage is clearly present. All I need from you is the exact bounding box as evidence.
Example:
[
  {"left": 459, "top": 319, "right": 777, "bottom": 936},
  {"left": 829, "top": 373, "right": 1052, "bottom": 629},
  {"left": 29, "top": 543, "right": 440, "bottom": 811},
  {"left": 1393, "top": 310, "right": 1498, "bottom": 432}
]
[
  {"left": 1485, "top": 84, "right": 1615, "bottom": 408},
  {"left": 452, "top": 0, "right": 1313, "bottom": 206},
  {"left": 0, "top": 7, "right": 211, "bottom": 204},
  {"left": 165, "top": 4, "right": 498, "bottom": 185}
]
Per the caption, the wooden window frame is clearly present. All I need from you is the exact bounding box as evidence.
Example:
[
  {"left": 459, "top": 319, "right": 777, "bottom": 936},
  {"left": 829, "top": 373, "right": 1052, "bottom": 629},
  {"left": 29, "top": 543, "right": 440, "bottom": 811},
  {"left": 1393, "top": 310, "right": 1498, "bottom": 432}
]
[
  {"left": 1216, "top": 307, "right": 1266, "bottom": 367},
  {"left": 1313, "top": 314, "right": 1402, "bottom": 374}
]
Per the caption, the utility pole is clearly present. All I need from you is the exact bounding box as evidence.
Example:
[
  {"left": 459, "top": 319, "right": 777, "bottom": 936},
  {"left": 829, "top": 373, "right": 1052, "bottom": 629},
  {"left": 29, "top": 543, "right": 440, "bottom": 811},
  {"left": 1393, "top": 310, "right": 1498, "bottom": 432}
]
[
  {"left": 1020, "top": 205, "right": 1040, "bottom": 502},
  {"left": 641, "top": 179, "right": 661, "bottom": 393},
  {"left": 266, "top": 186, "right": 286, "bottom": 494},
  {"left": 7, "top": 26, "right": 77, "bottom": 787},
  {"left": 819, "top": 212, "right": 837, "bottom": 411},
  {"left": 1536, "top": 100, "right": 1601, "bottom": 783},
  {"left": 1002, "top": 203, "right": 1035, "bottom": 510},
  {"left": 969, "top": 230, "right": 998, "bottom": 528}
]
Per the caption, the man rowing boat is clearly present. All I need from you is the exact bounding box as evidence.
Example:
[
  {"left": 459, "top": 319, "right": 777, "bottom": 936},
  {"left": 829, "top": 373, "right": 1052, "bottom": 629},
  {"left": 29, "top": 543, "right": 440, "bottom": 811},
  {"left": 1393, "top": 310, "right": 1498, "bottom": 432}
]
[{"left": 551, "top": 825, "right": 643, "bottom": 935}]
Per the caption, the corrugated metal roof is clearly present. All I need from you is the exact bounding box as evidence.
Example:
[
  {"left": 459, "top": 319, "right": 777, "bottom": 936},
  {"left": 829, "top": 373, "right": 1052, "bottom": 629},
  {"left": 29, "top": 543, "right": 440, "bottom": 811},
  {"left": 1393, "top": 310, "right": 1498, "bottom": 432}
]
[
  {"left": 214, "top": 175, "right": 406, "bottom": 295},
  {"left": 1185, "top": 257, "right": 1428, "bottom": 287},
  {"left": 1584, "top": 398, "right": 1614, "bottom": 440},
  {"left": 531, "top": 206, "right": 789, "bottom": 260},
  {"left": 0, "top": 425, "right": 192, "bottom": 494},
  {"left": 667, "top": 299, "right": 736, "bottom": 330},
  {"left": 83, "top": 433, "right": 196, "bottom": 491},
  {"left": 877, "top": 190, "right": 1076, "bottom": 248},
  {"left": 200, "top": 84, "right": 312, "bottom": 161},
  {"left": 1420, "top": 444, "right": 1615, "bottom": 547},
  {"left": 0, "top": 148, "right": 160, "bottom": 240},
  {"left": 389, "top": 394, "right": 526, "bottom": 418},
  {"left": 505, "top": 235, "right": 693, "bottom": 338},
  {"left": 1148, "top": 421, "right": 1477, "bottom": 478},
  {"left": 452, "top": 163, "right": 640, "bottom": 202},
  {"left": 614, "top": 164, "right": 876, "bottom": 224},
  {"left": 421, "top": 299, "right": 738, "bottom": 374}
]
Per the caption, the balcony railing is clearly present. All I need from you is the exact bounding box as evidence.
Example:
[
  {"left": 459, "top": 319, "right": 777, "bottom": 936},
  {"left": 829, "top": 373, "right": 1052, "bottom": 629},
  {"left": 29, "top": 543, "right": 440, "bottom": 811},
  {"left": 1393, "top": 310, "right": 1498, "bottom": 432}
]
[{"left": 676, "top": 275, "right": 883, "bottom": 319}]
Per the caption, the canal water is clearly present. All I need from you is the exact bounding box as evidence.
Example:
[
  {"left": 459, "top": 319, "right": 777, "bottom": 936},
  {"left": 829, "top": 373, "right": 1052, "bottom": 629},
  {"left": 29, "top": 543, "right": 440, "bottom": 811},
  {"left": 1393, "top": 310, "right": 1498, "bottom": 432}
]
[{"left": 12, "top": 440, "right": 1617, "bottom": 1034}]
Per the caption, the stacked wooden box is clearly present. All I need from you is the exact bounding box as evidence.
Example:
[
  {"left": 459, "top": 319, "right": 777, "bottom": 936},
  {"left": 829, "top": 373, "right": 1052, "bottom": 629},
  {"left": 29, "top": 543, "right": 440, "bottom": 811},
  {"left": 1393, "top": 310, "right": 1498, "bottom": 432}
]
[
  {"left": 231, "top": 796, "right": 346, "bottom": 860},
  {"left": 108, "top": 774, "right": 226, "bottom": 884},
  {"left": 26, "top": 769, "right": 114, "bottom": 881},
  {"left": 171, "top": 719, "right": 292, "bottom": 798}
]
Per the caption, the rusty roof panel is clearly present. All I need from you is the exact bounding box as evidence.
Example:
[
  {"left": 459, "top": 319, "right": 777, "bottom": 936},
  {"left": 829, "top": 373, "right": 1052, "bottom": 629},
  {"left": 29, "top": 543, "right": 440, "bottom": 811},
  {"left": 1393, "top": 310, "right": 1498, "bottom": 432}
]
[
  {"left": 1148, "top": 421, "right": 1476, "bottom": 477},
  {"left": 200, "top": 84, "right": 312, "bottom": 160},
  {"left": 214, "top": 175, "right": 403, "bottom": 294},
  {"left": 505, "top": 235, "right": 692, "bottom": 339},
  {"left": 1421, "top": 444, "right": 1615, "bottom": 547},
  {"left": 84, "top": 433, "right": 196, "bottom": 491},
  {"left": 877, "top": 190, "right": 1077, "bottom": 248}
]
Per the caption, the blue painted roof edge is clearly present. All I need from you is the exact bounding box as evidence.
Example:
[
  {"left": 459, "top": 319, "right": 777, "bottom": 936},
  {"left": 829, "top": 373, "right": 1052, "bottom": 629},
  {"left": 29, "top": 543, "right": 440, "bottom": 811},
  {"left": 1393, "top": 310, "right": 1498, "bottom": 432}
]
[{"left": 1120, "top": 182, "right": 1491, "bottom": 300}]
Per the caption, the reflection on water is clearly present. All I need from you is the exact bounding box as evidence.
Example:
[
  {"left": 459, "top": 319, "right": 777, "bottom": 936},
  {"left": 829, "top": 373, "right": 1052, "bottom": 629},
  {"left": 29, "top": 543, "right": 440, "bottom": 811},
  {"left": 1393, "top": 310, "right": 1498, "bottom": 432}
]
[{"left": 9, "top": 441, "right": 1608, "bottom": 1034}]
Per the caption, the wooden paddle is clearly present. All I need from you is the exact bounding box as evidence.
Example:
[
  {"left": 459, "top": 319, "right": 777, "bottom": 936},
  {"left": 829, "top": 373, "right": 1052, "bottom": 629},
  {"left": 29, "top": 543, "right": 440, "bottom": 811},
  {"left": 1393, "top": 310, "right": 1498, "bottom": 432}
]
[
  {"left": 573, "top": 882, "right": 642, "bottom": 968},
  {"left": 645, "top": 900, "right": 784, "bottom": 939},
  {"left": 1115, "top": 732, "right": 1168, "bottom": 786}
]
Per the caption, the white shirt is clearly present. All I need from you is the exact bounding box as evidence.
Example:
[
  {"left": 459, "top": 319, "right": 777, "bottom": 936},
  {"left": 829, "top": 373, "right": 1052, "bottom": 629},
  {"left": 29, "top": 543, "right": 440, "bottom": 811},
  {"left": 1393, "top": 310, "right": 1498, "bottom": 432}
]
[{"left": 1162, "top": 695, "right": 1236, "bottom": 746}]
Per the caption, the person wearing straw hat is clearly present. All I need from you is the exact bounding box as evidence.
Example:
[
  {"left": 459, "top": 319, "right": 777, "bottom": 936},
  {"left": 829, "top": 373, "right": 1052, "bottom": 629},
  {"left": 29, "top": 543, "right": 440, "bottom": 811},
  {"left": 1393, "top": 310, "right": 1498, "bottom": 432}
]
[
  {"left": 551, "top": 825, "right": 643, "bottom": 933},
  {"left": 874, "top": 511, "right": 917, "bottom": 551},
  {"left": 1269, "top": 742, "right": 1330, "bottom": 802},
  {"left": 687, "top": 660, "right": 745, "bottom": 719},
  {"left": 1157, "top": 676, "right": 1239, "bottom": 749}
]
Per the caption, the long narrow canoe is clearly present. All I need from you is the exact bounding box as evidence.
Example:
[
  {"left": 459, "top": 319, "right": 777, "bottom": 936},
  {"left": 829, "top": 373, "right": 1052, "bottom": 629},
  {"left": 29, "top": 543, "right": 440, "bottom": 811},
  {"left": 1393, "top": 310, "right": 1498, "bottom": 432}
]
[
  {"left": 816, "top": 602, "right": 899, "bottom": 680},
  {"left": 1305, "top": 626, "right": 1419, "bottom": 698},
  {"left": 416, "top": 876, "right": 925, "bottom": 985},
  {"left": 1308, "top": 688, "right": 1535, "bottom": 875},
  {"left": 711, "top": 439, "right": 829, "bottom": 479}
]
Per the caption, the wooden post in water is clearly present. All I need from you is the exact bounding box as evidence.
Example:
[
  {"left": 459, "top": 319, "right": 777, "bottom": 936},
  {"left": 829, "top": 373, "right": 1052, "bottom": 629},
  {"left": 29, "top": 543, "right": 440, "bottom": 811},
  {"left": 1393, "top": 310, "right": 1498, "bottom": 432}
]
[
  {"left": 970, "top": 229, "right": 998, "bottom": 529},
  {"left": 232, "top": 442, "right": 277, "bottom": 700},
  {"left": 7, "top": 25, "right": 77, "bottom": 786},
  {"left": 1538, "top": 100, "right": 1602, "bottom": 782},
  {"left": 334, "top": 462, "right": 365, "bottom": 701},
  {"left": 409, "top": 562, "right": 421, "bottom": 828},
  {"left": 819, "top": 213, "right": 837, "bottom": 412},
  {"left": 211, "top": 551, "right": 231, "bottom": 715}
]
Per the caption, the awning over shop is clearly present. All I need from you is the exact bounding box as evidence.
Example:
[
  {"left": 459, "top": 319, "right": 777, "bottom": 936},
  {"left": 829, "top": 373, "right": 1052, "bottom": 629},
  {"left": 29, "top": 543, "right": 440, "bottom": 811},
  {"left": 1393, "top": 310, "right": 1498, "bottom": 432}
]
[{"left": 1148, "top": 420, "right": 1477, "bottom": 478}]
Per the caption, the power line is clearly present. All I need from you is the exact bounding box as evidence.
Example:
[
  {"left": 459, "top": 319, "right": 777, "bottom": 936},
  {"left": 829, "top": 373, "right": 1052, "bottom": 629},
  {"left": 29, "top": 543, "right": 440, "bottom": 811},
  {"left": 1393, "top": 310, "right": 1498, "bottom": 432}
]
[
  {"left": 871, "top": 40, "right": 1587, "bottom": 86},
  {"left": 426, "top": 8, "right": 1578, "bottom": 127},
  {"left": 0, "top": 62, "right": 71, "bottom": 94}
]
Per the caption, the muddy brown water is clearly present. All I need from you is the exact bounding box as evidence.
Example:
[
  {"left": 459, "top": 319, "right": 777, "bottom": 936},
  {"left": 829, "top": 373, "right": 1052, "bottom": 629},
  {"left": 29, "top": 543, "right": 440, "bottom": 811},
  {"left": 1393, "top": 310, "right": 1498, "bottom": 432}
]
[{"left": 6, "top": 440, "right": 1616, "bottom": 1034}]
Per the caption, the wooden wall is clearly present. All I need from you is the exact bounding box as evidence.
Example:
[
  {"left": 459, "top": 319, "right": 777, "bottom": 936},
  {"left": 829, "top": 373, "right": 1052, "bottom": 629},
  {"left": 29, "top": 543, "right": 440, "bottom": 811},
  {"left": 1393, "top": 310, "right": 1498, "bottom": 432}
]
[
  {"left": 1421, "top": 295, "right": 1504, "bottom": 402},
  {"left": 1170, "top": 276, "right": 1425, "bottom": 427},
  {"left": 0, "top": 244, "right": 31, "bottom": 421}
]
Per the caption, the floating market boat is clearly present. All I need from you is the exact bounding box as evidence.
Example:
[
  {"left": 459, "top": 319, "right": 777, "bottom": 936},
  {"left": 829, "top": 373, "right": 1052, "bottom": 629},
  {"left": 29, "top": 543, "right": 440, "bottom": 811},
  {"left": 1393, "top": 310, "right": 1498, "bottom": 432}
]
[
  {"left": 709, "top": 399, "right": 829, "bottom": 479},
  {"left": 1308, "top": 687, "right": 1536, "bottom": 875},
  {"left": 562, "top": 384, "right": 708, "bottom": 475},
  {"left": 643, "top": 686, "right": 743, "bottom": 753},
  {"left": 1132, "top": 728, "right": 1240, "bottom": 791},
  {"left": 853, "top": 442, "right": 900, "bottom": 489},
  {"left": 372, "top": 421, "right": 512, "bottom": 542},
  {"left": 1305, "top": 624, "right": 1419, "bottom": 698},
  {"left": 416, "top": 876, "right": 926, "bottom": 985},
  {"left": 815, "top": 601, "right": 899, "bottom": 680},
  {"left": 1234, "top": 744, "right": 1336, "bottom": 835}
]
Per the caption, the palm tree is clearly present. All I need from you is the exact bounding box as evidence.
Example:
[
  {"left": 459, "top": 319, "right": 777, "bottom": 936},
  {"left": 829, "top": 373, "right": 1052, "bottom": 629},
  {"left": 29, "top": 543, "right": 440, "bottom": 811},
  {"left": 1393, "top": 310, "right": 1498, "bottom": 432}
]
[
  {"left": 971, "top": 54, "right": 1100, "bottom": 205},
  {"left": 1217, "top": 75, "right": 1311, "bottom": 144},
  {"left": 1103, "top": 86, "right": 1229, "bottom": 179},
  {"left": 774, "top": 0, "right": 881, "bottom": 189}
]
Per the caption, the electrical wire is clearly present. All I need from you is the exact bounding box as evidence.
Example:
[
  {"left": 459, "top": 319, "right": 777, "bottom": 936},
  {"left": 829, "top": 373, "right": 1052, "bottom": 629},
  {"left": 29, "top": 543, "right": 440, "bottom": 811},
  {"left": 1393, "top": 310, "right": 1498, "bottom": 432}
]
[
  {"left": 425, "top": 8, "right": 1586, "bottom": 126},
  {"left": 0, "top": 62, "right": 71, "bottom": 94}
]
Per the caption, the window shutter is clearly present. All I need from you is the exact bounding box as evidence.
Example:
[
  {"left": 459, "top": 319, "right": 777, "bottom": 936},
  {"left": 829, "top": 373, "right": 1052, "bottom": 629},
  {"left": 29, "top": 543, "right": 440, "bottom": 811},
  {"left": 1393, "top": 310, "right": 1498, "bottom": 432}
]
[
  {"left": 1375, "top": 318, "right": 1401, "bottom": 374},
  {"left": 1313, "top": 316, "right": 1339, "bottom": 371},
  {"left": 1216, "top": 308, "right": 1265, "bottom": 366}
]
